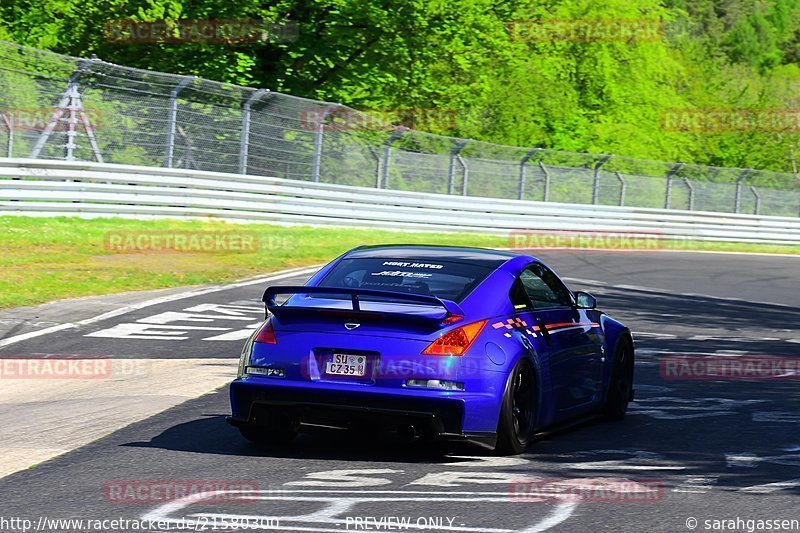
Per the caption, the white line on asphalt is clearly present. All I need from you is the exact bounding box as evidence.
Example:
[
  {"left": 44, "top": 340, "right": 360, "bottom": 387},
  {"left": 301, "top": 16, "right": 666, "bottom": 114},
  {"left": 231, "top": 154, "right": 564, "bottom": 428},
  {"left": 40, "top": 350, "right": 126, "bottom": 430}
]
[
  {"left": 740, "top": 479, "right": 800, "bottom": 494},
  {"left": 0, "top": 265, "right": 321, "bottom": 349},
  {"left": 143, "top": 489, "right": 578, "bottom": 533},
  {"left": 562, "top": 277, "right": 796, "bottom": 309}
]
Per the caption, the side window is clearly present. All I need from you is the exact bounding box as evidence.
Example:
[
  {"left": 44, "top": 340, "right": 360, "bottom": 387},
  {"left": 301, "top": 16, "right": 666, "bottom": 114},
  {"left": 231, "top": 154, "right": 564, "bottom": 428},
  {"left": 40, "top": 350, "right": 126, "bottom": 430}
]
[
  {"left": 518, "top": 264, "right": 573, "bottom": 309},
  {"left": 509, "top": 278, "right": 532, "bottom": 310}
]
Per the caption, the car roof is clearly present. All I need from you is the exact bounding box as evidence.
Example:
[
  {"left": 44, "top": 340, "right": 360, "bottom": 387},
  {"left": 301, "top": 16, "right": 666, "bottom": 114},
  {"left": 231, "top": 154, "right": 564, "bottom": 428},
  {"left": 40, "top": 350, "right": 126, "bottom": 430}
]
[{"left": 344, "top": 244, "right": 522, "bottom": 267}]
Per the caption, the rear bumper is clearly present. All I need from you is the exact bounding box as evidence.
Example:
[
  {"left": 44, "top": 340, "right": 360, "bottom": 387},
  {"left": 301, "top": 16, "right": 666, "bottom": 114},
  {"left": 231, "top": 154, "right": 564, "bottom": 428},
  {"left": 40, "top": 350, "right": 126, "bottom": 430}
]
[{"left": 228, "top": 378, "right": 497, "bottom": 449}]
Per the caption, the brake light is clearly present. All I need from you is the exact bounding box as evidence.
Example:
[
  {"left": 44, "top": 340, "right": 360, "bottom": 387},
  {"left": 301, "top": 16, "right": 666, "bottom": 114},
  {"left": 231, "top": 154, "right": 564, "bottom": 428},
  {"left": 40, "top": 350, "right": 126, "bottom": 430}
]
[
  {"left": 254, "top": 318, "right": 277, "bottom": 344},
  {"left": 441, "top": 314, "right": 463, "bottom": 326},
  {"left": 422, "top": 320, "right": 487, "bottom": 356}
]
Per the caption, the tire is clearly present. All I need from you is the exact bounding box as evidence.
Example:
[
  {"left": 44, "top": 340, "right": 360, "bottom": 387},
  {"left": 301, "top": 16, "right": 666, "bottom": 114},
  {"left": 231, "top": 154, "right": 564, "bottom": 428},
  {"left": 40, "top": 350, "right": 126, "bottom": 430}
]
[
  {"left": 603, "top": 338, "right": 634, "bottom": 421},
  {"left": 238, "top": 414, "right": 299, "bottom": 446},
  {"left": 495, "top": 359, "right": 536, "bottom": 455}
]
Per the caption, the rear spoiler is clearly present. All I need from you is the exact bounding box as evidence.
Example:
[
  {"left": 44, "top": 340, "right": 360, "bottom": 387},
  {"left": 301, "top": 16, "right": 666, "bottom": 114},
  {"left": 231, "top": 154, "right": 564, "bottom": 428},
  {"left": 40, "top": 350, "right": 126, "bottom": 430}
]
[{"left": 262, "top": 285, "right": 465, "bottom": 320}]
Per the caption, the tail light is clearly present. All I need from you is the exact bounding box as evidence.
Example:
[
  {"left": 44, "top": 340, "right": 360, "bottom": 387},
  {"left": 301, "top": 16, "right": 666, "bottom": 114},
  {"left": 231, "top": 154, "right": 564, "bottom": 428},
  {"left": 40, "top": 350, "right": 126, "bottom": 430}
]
[
  {"left": 254, "top": 317, "right": 277, "bottom": 344},
  {"left": 422, "top": 320, "right": 487, "bottom": 356}
]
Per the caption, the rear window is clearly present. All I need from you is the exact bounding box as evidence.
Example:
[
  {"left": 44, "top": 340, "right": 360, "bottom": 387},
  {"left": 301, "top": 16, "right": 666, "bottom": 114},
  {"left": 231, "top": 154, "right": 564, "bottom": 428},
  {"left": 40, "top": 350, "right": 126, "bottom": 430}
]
[{"left": 318, "top": 258, "right": 493, "bottom": 302}]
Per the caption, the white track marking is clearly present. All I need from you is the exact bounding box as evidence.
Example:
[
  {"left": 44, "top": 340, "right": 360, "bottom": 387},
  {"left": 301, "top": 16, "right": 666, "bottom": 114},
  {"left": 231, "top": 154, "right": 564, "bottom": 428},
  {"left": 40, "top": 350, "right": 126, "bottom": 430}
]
[
  {"left": 740, "top": 479, "right": 800, "bottom": 494},
  {"left": 0, "top": 265, "right": 320, "bottom": 348},
  {"left": 562, "top": 277, "right": 796, "bottom": 309},
  {"left": 726, "top": 453, "right": 800, "bottom": 468},
  {"left": 285, "top": 469, "right": 402, "bottom": 487},
  {"left": 672, "top": 476, "right": 717, "bottom": 494},
  {"left": 142, "top": 489, "right": 578, "bottom": 533}
]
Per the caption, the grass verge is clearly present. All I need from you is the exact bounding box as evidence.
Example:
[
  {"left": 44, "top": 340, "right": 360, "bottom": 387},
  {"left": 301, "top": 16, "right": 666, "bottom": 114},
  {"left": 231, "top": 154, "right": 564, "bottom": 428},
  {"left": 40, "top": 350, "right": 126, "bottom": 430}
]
[{"left": 1, "top": 216, "right": 797, "bottom": 310}]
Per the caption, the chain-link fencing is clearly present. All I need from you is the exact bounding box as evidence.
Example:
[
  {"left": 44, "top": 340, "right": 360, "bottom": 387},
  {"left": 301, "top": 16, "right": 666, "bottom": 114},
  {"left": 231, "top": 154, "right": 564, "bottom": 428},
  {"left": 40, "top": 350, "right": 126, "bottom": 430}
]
[{"left": 1, "top": 40, "right": 798, "bottom": 217}]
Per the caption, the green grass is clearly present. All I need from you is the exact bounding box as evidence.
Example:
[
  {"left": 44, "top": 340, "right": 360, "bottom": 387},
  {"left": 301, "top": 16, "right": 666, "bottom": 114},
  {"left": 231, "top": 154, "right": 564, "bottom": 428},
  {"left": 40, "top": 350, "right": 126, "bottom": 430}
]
[{"left": 1, "top": 216, "right": 797, "bottom": 310}]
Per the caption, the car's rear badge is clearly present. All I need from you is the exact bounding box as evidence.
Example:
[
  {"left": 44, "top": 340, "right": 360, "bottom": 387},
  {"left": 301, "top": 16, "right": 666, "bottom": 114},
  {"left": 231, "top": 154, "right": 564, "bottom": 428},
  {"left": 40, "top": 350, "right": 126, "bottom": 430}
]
[{"left": 344, "top": 322, "right": 360, "bottom": 330}]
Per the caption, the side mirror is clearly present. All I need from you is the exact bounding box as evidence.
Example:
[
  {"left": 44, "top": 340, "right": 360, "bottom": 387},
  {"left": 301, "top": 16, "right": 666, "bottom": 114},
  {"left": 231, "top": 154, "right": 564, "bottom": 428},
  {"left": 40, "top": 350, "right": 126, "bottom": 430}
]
[{"left": 575, "top": 291, "right": 597, "bottom": 309}]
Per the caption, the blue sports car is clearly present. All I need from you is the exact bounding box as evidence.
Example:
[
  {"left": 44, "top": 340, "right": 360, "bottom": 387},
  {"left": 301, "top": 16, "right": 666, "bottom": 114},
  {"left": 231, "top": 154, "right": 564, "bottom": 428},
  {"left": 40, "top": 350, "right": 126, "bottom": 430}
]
[{"left": 228, "top": 245, "right": 634, "bottom": 454}]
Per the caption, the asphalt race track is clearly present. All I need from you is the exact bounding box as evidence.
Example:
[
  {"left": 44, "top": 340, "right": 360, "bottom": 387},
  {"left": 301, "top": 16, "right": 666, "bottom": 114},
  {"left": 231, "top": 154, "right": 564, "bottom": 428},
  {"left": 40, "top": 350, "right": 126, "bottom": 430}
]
[{"left": 0, "top": 250, "right": 798, "bottom": 533}]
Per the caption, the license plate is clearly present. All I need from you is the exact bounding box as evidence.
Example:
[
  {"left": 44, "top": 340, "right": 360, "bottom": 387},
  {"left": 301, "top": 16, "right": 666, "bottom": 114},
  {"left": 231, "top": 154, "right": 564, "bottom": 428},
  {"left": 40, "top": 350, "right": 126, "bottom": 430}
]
[{"left": 325, "top": 354, "right": 367, "bottom": 377}]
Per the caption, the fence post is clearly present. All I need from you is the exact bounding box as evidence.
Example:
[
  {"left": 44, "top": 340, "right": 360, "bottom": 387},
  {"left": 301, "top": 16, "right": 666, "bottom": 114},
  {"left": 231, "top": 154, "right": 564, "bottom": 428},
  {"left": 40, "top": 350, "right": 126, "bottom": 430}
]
[
  {"left": 734, "top": 169, "right": 752, "bottom": 213},
  {"left": 380, "top": 127, "right": 406, "bottom": 189},
  {"left": 614, "top": 171, "right": 626, "bottom": 206},
  {"left": 518, "top": 148, "right": 541, "bottom": 200},
  {"left": 311, "top": 104, "right": 341, "bottom": 183},
  {"left": 164, "top": 76, "right": 194, "bottom": 168},
  {"left": 458, "top": 155, "right": 469, "bottom": 196},
  {"left": 1, "top": 114, "right": 11, "bottom": 157},
  {"left": 448, "top": 139, "right": 469, "bottom": 195},
  {"left": 664, "top": 162, "right": 684, "bottom": 209},
  {"left": 682, "top": 177, "right": 695, "bottom": 210},
  {"left": 749, "top": 185, "right": 761, "bottom": 215},
  {"left": 368, "top": 147, "right": 382, "bottom": 188},
  {"left": 238, "top": 89, "right": 269, "bottom": 175},
  {"left": 539, "top": 161, "right": 551, "bottom": 202},
  {"left": 591, "top": 154, "right": 612, "bottom": 204}
]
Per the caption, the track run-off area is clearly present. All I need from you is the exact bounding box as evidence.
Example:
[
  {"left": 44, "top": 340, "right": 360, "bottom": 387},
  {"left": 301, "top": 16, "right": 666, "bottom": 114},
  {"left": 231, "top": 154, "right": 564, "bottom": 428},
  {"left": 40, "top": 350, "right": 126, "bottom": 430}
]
[{"left": 0, "top": 249, "right": 798, "bottom": 533}]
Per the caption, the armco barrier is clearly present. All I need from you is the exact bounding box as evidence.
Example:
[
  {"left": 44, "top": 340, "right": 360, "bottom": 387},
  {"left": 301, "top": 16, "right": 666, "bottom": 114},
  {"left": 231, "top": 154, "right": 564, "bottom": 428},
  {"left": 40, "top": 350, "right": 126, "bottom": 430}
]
[{"left": 1, "top": 159, "right": 799, "bottom": 245}]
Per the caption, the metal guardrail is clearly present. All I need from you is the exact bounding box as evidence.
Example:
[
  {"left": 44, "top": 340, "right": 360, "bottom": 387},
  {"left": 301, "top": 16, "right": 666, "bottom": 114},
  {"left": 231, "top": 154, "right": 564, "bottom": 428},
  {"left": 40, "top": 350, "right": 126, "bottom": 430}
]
[{"left": 1, "top": 159, "right": 799, "bottom": 245}]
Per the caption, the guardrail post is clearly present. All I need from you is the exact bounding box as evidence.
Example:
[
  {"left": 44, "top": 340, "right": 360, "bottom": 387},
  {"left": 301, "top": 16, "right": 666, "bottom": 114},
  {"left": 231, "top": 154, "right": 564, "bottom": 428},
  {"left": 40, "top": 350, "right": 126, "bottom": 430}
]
[
  {"left": 539, "top": 161, "right": 551, "bottom": 202},
  {"left": 682, "top": 176, "right": 695, "bottom": 210},
  {"left": 591, "top": 154, "right": 612, "bottom": 204},
  {"left": 310, "top": 104, "right": 342, "bottom": 182},
  {"left": 448, "top": 139, "right": 469, "bottom": 195},
  {"left": 367, "top": 147, "right": 382, "bottom": 188},
  {"left": 734, "top": 169, "right": 752, "bottom": 213},
  {"left": 1, "top": 114, "right": 12, "bottom": 157},
  {"left": 164, "top": 76, "right": 194, "bottom": 168},
  {"left": 749, "top": 185, "right": 761, "bottom": 215},
  {"left": 238, "top": 89, "right": 269, "bottom": 175},
  {"left": 664, "top": 162, "right": 684, "bottom": 209},
  {"left": 518, "top": 148, "right": 541, "bottom": 200},
  {"left": 380, "top": 127, "right": 405, "bottom": 189},
  {"left": 614, "top": 170, "right": 626, "bottom": 206}
]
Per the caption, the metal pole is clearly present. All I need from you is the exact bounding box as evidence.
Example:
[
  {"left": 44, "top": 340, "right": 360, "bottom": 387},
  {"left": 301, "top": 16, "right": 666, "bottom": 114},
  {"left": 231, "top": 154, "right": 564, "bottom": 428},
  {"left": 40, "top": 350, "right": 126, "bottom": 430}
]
[
  {"left": 734, "top": 169, "right": 752, "bottom": 213},
  {"left": 749, "top": 185, "right": 761, "bottom": 215},
  {"left": 310, "top": 104, "right": 341, "bottom": 182},
  {"left": 682, "top": 176, "right": 695, "bottom": 210},
  {"left": 238, "top": 89, "right": 269, "bottom": 175},
  {"left": 614, "top": 170, "right": 626, "bottom": 206},
  {"left": 518, "top": 148, "right": 540, "bottom": 200},
  {"left": 458, "top": 154, "right": 468, "bottom": 196},
  {"left": 591, "top": 154, "right": 612, "bottom": 204},
  {"left": 1, "top": 114, "right": 12, "bottom": 157},
  {"left": 380, "top": 127, "right": 405, "bottom": 189},
  {"left": 164, "top": 76, "right": 194, "bottom": 168},
  {"left": 448, "top": 139, "right": 469, "bottom": 195},
  {"left": 664, "top": 162, "right": 684, "bottom": 209},
  {"left": 539, "top": 161, "right": 551, "bottom": 202},
  {"left": 367, "top": 147, "right": 382, "bottom": 188},
  {"left": 73, "top": 90, "right": 103, "bottom": 162}
]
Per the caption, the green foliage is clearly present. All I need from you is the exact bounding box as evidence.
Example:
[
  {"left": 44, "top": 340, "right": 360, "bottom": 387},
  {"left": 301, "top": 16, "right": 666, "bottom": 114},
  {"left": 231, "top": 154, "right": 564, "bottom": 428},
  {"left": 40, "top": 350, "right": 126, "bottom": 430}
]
[{"left": 4, "top": 0, "right": 800, "bottom": 173}]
